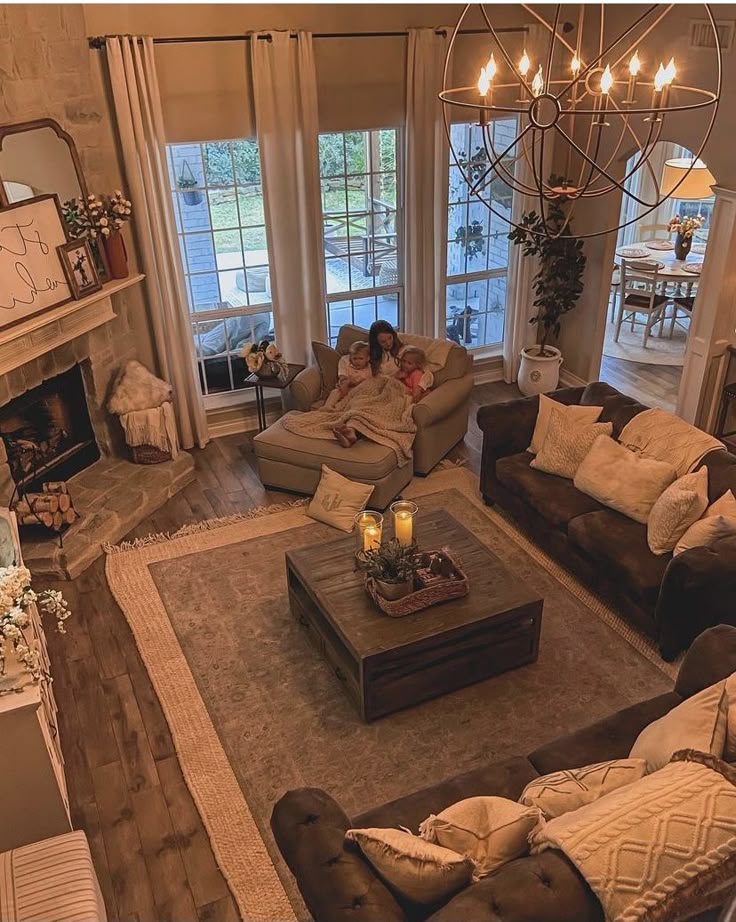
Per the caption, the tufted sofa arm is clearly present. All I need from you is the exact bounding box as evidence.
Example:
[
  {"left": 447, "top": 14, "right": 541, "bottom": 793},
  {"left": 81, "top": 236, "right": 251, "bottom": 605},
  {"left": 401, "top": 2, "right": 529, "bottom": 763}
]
[
  {"left": 426, "top": 851, "right": 603, "bottom": 922},
  {"left": 271, "top": 787, "right": 406, "bottom": 922},
  {"left": 657, "top": 540, "right": 736, "bottom": 661}
]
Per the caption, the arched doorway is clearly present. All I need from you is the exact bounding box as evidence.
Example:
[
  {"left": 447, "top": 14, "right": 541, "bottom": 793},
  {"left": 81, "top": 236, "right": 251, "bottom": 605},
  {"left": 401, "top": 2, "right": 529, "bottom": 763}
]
[{"left": 599, "top": 141, "right": 714, "bottom": 412}]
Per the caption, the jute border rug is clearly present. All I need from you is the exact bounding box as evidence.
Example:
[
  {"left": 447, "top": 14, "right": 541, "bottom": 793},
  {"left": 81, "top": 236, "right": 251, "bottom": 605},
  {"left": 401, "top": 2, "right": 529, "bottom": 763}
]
[{"left": 105, "top": 466, "right": 677, "bottom": 920}]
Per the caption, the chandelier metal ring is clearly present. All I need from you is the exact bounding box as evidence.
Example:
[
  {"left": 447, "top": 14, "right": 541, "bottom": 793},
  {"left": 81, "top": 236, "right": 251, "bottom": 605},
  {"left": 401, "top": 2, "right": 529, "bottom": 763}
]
[{"left": 439, "top": 3, "right": 722, "bottom": 240}]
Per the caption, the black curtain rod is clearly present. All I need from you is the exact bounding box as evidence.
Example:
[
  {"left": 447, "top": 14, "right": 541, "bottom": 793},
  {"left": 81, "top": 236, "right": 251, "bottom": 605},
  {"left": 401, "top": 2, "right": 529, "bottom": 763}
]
[{"left": 88, "top": 25, "right": 548, "bottom": 50}]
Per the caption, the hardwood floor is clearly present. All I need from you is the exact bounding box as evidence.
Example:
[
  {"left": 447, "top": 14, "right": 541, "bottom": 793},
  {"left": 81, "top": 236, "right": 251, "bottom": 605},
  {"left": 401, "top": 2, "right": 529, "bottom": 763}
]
[
  {"left": 600, "top": 355, "right": 682, "bottom": 412},
  {"left": 42, "top": 379, "right": 517, "bottom": 922}
]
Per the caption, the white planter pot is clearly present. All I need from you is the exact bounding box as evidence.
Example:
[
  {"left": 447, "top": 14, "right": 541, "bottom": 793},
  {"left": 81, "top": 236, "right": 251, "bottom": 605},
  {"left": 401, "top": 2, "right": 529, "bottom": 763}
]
[{"left": 518, "top": 346, "right": 564, "bottom": 397}]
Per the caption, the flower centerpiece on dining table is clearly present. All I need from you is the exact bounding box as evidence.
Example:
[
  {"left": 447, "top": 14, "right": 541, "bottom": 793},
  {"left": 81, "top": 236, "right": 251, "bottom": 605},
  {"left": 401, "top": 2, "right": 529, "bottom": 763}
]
[
  {"left": 241, "top": 340, "right": 288, "bottom": 379},
  {"left": 668, "top": 213, "right": 704, "bottom": 261}
]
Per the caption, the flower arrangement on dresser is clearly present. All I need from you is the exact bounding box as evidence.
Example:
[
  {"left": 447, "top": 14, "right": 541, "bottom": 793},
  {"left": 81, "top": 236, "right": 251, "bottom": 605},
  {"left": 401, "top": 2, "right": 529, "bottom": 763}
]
[
  {"left": 241, "top": 340, "right": 288, "bottom": 378},
  {"left": 0, "top": 565, "right": 70, "bottom": 684}
]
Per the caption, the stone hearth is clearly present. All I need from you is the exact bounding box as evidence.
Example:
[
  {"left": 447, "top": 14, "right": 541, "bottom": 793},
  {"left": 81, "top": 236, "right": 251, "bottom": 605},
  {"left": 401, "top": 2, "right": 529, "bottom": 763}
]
[{"left": 0, "top": 280, "right": 195, "bottom": 579}]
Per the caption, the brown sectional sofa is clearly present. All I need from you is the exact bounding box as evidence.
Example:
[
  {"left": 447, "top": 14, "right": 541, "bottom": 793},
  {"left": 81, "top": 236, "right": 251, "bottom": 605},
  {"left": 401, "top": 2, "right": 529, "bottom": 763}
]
[
  {"left": 272, "top": 625, "right": 736, "bottom": 922},
  {"left": 478, "top": 382, "right": 736, "bottom": 660}
]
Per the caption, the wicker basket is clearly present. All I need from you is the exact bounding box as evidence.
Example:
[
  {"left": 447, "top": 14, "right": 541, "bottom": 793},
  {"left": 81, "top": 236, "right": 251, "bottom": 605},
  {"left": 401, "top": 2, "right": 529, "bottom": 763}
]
[
  {"left": 131, "top": 443, "right": 172, "bottom": 464},
  {"left": 365, "top": 548, "right": 469, "bottom": 618}
]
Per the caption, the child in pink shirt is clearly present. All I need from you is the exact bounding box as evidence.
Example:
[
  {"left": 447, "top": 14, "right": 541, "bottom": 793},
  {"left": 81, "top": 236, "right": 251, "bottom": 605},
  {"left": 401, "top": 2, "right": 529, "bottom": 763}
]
[{"left": 397, "top": 346, "right": 433, "bottom": 403}]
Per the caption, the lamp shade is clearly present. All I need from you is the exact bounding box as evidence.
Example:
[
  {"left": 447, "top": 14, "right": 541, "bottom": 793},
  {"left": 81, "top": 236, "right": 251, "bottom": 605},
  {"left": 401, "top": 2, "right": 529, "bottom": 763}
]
[{"left": 661, "top": 157, "right": 716, "bottom": 200}]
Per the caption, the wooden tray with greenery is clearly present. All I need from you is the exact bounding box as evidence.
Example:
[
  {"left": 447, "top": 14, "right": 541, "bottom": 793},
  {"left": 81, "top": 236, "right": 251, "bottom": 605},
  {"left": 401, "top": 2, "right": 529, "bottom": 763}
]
[{"left": 362, "top": 543, "right": 469, "bottom": 618}]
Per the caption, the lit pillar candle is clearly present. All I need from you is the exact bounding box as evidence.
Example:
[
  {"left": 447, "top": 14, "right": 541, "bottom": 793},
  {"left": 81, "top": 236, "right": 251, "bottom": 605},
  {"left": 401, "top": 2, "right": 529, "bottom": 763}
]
[
  {"left": 394, "top": 512, "right": 413, "bottom": 547},
  {"left": 363, "top": 526, "right": 381, "bottom": 552}
]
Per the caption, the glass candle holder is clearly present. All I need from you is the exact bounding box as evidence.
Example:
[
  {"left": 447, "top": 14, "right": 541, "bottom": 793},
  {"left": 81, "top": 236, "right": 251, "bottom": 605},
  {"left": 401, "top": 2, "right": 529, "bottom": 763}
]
[
  {"left": 354, "top": 511, "right": 383, "bottom": 556},
  {"left": 390, "top": 500, "right": 418, "bottom": 547}
]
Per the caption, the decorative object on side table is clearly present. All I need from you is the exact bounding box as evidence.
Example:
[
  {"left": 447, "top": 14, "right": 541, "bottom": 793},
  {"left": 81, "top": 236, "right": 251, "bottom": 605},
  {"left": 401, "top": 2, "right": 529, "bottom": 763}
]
[
  {"left": 0, "top": 561, "right": 71, "bottom": 686},
  {"left": 391, "top": 500, "right": 418, "bottom": 547},
  {"left": 668, "top": 213, "right": 704, "bottom": 261},
  {"left": 354, "top": 510, "right": 383, "bottom": 556},
  {"left": 56, "top": 238, "right": 101, "bottom": 299},
  {"left": 241, "top": 339, "right": 288, "bottom": 379}
]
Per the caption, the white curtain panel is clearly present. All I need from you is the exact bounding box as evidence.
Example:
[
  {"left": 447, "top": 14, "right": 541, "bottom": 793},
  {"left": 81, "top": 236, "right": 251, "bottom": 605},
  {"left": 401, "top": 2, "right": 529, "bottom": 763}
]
[
  {"left": 503, "top": 23, "right": 548, "bottom": 383},
  {"left": 404, "top": 28, "right": 449, "bottom": 338},
  {"left": 250, "top": 31, "right": 326, "bottom": 364},
  {"left": 106, "top": 36, "right": 209, "bottom": 449}
]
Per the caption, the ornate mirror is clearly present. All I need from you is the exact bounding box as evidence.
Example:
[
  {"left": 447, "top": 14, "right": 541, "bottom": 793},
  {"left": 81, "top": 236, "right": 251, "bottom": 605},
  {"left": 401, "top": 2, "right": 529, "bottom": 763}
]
[{"left": 0, "top": 118, "right": 88, "bottom": 208}]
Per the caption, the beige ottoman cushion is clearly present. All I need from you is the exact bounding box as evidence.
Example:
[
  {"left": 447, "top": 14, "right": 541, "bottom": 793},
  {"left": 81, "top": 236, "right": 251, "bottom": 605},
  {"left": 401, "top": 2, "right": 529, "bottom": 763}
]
[{"left": 0, "top": 830, "right": 106, "bottom": 922}]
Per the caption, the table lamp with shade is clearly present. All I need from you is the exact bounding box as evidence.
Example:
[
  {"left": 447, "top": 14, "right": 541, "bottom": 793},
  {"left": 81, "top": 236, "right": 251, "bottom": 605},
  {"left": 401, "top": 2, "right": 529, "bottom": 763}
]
[{"left": 661, "top": 157, "right": 715, "bottom": 201}]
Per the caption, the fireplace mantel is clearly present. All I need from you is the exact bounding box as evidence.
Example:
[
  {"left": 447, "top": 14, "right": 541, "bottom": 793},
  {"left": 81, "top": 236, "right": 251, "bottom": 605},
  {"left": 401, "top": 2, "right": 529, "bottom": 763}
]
[{"left": 0, "top": 274, "right": 144, "bottom": 377}]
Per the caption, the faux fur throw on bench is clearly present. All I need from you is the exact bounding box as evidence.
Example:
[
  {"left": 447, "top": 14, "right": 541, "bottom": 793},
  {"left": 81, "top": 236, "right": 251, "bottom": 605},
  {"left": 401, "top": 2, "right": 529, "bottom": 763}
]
[
  {"left": 530, "top": 750, "right": 736, "bottom": 922},
  {"left": 282, "top": 374, "right": 416, "bottom": 464}
]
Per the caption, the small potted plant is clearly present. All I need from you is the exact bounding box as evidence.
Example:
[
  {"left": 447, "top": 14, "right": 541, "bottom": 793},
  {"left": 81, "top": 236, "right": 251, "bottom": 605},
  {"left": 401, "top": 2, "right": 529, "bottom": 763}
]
[
  {"left": 177, "top": 160, "right": 203, "bottom": 206},
  {"left": 508, "top": 176, "right": 586, "bottom": 396},
  {"left": 668, "top": 213, "right": 704, "bottom": 261},
  {"left": 359, "top": 538, "right": 420, "bottom": 601}
]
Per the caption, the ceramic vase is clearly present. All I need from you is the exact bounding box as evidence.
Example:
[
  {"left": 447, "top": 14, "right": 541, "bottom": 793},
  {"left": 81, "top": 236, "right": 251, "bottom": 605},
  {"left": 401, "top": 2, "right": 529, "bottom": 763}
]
[
  {"left": 518, "top": 345, "right": 564, "bottom": 396},
  {"left": 103, "top": 232, "right": 129, "bottom": 280},
  {"left": 674, "top": 232, "right": 692, "bottom": 261}
]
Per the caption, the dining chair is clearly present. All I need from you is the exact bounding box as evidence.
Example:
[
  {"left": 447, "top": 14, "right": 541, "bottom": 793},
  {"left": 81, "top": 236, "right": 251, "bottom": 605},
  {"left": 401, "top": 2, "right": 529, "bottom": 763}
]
[
  {"left": 609, "top": 265, "right": 621, "bottom": 323},
  {"left": 638, "top": 223, "right": 670, "bottom": 241},
  {"left": 667, "top": 280, "right": 697, "bottom": 337},
  {"left": 616, "top": 260, "right": 668, "bottom": 347}
]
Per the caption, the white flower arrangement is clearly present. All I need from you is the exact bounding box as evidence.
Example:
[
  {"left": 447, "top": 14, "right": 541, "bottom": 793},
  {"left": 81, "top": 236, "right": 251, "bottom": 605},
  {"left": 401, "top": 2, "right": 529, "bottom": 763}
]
[
  {"left": 61, "top": 191, "right": 133, "bottom": 241},
  {"left": 0, "top": 565, "right": 71, "bottom": 683},
  {"left": 241, "top": 340, "right": 287, "bottom": 376}
]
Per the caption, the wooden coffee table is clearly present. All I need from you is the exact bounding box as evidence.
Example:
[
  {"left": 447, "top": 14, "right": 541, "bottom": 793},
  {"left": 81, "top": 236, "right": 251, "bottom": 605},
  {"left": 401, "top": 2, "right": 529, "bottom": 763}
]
[{"left": 286, "top": 509, "right": 543, "bottom": 721}]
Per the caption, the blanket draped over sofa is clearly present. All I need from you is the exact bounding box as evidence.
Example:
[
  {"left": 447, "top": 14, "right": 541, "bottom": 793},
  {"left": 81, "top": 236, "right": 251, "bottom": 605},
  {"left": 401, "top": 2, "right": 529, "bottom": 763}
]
[
  {"left": 282, "top": 375, "right": 417, "bottom": 464},
  {"left": 620, "top": 408, "right": 726, "bottom": 477}
]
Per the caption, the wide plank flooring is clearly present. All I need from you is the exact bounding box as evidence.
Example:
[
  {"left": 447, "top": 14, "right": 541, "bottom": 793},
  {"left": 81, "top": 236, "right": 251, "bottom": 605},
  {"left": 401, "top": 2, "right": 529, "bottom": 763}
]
[
  {"left": 42, "top": 380, "right": 517, "bottom": 922},
  {"left": 600, "top": 355, "right": 682, "bottom": 412}
]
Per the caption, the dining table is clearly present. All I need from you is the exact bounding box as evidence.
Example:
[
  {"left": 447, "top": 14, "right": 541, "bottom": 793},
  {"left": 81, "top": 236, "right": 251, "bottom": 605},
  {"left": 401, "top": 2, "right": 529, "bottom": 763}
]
[{"left": 614, "top": 240, "right": 706, "bottom": 282}]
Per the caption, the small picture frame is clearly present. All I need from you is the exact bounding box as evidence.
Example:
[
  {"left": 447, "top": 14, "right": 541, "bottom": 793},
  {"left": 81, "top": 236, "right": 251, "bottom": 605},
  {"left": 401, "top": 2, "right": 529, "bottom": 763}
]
[{"left": 57, "top": 238, "right": 102, "bottom": 299}]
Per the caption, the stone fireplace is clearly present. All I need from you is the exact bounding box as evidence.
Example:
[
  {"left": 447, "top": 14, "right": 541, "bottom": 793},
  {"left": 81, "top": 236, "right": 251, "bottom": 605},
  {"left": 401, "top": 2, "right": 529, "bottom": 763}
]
[{"left": 0, "top": 280, "right": 194, "bottom": 579}]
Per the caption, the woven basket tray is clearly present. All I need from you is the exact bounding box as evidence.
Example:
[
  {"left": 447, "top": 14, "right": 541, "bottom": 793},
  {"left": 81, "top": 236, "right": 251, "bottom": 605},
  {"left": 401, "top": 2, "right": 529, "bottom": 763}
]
[
  {"left": 131, "top": 443, "right": 171, "bottom": 464},
  {"left": 365, "top": 548, "right": 469, "bottom": 618}
]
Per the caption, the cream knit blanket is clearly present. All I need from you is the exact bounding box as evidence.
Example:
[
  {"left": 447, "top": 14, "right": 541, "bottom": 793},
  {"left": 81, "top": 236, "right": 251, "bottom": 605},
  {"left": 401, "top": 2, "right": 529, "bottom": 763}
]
[
  {"left": 531, "top": 752, "right": 736, "bottom": 922},
  {"left": 620, "top": 408, "right": 725, "bottom": 478},
  {"left": 282, "top": 375, "right": 416, "bottom": 463},
  {"left": 119, "top": 403, "right": 180, "bottom": 458}
]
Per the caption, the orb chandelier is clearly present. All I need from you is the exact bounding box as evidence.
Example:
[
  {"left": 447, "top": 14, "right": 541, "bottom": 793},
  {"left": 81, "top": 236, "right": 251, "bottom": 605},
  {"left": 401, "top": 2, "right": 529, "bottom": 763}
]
[{"left": 439, "top": 4, "right": 722, "bottom": 239}]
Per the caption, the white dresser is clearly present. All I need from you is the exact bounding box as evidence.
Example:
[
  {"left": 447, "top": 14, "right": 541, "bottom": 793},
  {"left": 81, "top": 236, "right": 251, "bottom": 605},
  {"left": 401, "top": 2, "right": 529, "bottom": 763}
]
[{"left": 0, "top": 524, "right": 71, "bottom": 851}]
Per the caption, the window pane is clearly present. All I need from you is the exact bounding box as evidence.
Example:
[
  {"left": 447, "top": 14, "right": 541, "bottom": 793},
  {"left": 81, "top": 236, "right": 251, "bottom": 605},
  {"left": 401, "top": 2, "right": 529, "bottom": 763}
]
[
  {"left": 319, "top": 128, "right": 403, "bottom": 338},
  {"left": 169, "top": 139, "right": 274, "bottom": 395}
]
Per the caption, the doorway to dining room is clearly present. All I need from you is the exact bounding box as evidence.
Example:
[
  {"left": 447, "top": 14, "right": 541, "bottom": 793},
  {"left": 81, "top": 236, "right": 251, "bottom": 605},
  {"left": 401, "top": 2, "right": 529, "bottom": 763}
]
[{"left": 600, "top": 141, "right": 714, "bottom": 412}]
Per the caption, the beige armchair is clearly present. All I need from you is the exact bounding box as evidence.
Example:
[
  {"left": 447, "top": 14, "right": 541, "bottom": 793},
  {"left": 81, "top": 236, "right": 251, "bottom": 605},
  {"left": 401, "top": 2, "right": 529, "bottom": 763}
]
[{"left": 287, "top": 324, "right": 474, "bottom": 476}]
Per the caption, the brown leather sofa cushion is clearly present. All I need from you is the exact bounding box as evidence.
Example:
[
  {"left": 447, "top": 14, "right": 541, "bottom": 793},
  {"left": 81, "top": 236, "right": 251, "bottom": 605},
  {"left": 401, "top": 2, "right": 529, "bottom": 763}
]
[
  {"left": 580, "top": 382, "right": 648, "bottom": 437},
  {"left": 495, "top": 453, "right": 603, "bottom": 531},
  {"left": 426, "top": 850, "right": 604, "bottom": 922},
  {"left": 354, "top": 756, "right": 538, "bottom": 833},
  {"left": 567, "top": 509, "right": 670, "bottom": 605},
  {"left": 528, "top": 692, "right": 682, "bottom": 775}
]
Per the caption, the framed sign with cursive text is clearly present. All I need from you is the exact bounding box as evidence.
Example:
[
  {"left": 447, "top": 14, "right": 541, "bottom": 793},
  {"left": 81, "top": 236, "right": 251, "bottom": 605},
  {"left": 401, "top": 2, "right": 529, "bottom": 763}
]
[{"left": 0, "top": 194, "right": 71, "bottom": 328}]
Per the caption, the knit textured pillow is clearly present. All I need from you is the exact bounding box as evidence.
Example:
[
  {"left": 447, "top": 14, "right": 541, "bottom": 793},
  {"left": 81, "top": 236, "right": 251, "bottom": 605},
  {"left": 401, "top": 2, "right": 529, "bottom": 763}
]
[
  {"left": 530, "top": 407, "right": 613, "bottom": 480},
  {"left": 647, "top": 466, "right": 709, "bottom": 555}
]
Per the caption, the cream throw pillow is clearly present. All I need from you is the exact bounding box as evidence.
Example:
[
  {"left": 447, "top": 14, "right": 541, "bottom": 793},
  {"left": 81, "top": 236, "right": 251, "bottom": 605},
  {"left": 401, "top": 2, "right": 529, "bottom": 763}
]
[
  {"left": 705, "top": 489, "right": 736, "bottom": 518},
  {"left": 519, "top": 758, "right": 647, "bottom": 819},
  {"left": 306, "top": 465, "right": 374, "bottom": 532},
  {"left": 418, "top": 796, "right": 542, "bottom": 878},
  {"left": 528, "top": 394, "right": 603, "bottom": 455},
  {"left": 344, "top": 827, "right": 473, "bottom": 904},
  {"left": 573, "top": 435, "right": 677, "bottom": 524},
  {"left": 646, "top": 466, "right": 709, "bottom": 555},
  {"left": 530, "top": 409, "right": 613, "bottom": 480},
  {"left": 673, "top": 514, "right": 736, "bottom": 557},
  {"left": 629, "top": 680, "right": 728, "bottom": 773}
]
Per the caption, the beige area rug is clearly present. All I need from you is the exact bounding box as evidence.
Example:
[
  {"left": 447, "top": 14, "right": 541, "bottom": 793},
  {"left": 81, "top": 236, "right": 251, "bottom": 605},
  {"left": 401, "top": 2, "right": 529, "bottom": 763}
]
[
  {"left": 105, "top": 467, "right": 677, "bottom": 921},
  {"left": 603, "top": 314, "right": 688, "bottom": 366}
]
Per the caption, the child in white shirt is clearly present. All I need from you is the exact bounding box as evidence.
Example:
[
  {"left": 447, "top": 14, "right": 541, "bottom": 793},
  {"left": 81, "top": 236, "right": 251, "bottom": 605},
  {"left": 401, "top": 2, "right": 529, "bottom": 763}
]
[{"left": 337, "top": 341, "right": 372, "bottom": 398}]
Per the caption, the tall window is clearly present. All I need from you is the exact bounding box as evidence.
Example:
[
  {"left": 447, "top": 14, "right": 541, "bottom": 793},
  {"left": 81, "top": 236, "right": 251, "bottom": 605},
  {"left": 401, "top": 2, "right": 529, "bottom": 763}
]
[
  {"left": 167, "top": 140, "right": 272, "bottom": 397},
  {"left": 445, "top": 120, "right": 516, "bottom": 349},
  {"left": 319, "top": 129, "right": 402, "bottom": 345}
]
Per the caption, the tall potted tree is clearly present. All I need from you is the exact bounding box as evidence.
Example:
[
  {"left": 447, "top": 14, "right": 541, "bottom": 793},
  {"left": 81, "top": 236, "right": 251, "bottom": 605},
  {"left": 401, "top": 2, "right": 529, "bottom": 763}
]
[{"left": 508, "top": 183, "right": 586, "bottom": 395}]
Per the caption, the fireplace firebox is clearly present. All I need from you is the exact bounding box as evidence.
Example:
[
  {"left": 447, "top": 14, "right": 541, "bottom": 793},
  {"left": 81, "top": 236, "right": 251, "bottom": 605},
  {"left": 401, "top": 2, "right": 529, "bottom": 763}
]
[{"left": 0, "top": 365, "right": 100, "bottom": 493}]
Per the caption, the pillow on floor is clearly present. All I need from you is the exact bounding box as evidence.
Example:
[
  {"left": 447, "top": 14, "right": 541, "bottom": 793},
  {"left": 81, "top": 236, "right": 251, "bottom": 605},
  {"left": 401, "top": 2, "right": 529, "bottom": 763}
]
[
  {"left": 518, "top": 758, "right": 647, "bottom": 819},
  {"left": 629, "top": 680, "right": 728, "bottom": 773},
  {"left": 419, "top": 796, "right": 542, "bottom": 878},
  {"left": 530, "top": 408, "right": 613, "bottom": 480},
  {"left": 704, "top": 488, "right": 736, "bottom": 518},
  {"left": 528, "top": 394, "right": 603, "bottom": 455},
  {"left": 647, "top": 466, "right": 709, "bottom": 555},
  {"left": 574, "top": 435, "right": 676, "bottom": 524},
  {"left": 529, "top": 750, "right": 736, "bottom": 922},
  {"left": 306, "top": 465, "right": 374, "bottom": 532},
  {"left": 312, "top": 341, "right": 340, "bottom": 398},
  {"left": 674, "top": 514, "right": 736, "bottom": 557},
  {"left": 344, "top": 827, "right": 473, "bottom": 904}
]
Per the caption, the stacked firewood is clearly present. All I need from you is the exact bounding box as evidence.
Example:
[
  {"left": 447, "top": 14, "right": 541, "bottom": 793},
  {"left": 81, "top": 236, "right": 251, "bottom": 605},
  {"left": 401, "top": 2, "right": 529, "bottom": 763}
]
[
  {"left": 13, "top": 482, "right": 78, "bottom": 532},
  {"left": 8, "top": 428, "right": 67, "bottom": 478}
]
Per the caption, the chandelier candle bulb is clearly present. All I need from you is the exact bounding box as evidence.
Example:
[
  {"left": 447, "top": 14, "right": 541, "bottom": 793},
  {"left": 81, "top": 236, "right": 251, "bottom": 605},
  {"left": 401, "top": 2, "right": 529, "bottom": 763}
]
[
  {"left": 626, "top": 51, "right": 640, "bottom": 103},
  {"left": 518, "top": 49, "right": 530, "bottom": 77},
  {"left": 532, "top": 66, "right": 544, "bottom": 97},
  {"left": 571, "top": 53, "right": 581, "bottom": 77},
  {"left": 390, "top": 500, "right": 418, "bottom": 548}
]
